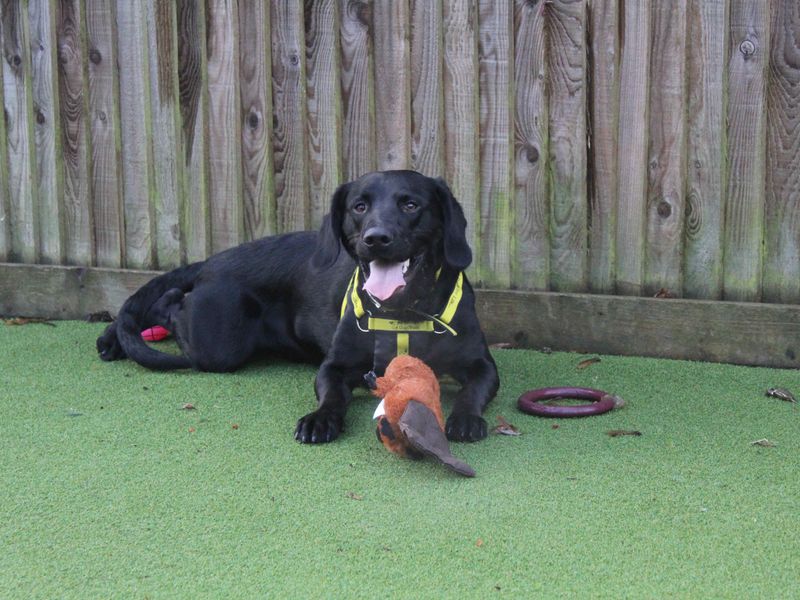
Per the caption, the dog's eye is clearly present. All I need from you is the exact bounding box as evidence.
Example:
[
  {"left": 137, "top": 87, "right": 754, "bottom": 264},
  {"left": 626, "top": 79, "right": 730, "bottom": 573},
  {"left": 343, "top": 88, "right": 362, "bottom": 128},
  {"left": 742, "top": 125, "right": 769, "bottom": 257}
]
[
  {"left": 401, "top": 200, "right": 419, "bottom": 213},
  {"left": 352, "top": 201, "right": 368, "bottom": 215}
]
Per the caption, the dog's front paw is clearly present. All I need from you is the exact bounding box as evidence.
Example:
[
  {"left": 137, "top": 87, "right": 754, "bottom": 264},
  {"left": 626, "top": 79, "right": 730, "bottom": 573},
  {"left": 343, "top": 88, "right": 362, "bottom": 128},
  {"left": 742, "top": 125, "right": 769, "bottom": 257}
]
[
  {"left": 445, "top": 413, "right": 488, "bottom": 442},
  {"left": 96, "top": 326, "right": 126, "bottom": 361},
  {"left": 294, "top": 409, "right": 345, "bottom": 444}
]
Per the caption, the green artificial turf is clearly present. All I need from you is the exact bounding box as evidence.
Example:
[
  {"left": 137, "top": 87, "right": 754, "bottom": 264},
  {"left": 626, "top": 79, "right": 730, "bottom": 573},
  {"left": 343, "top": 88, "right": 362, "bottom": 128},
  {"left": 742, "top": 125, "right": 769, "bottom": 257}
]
[{"left": 2, "top": 321, "right": 800, "bottom": 598}]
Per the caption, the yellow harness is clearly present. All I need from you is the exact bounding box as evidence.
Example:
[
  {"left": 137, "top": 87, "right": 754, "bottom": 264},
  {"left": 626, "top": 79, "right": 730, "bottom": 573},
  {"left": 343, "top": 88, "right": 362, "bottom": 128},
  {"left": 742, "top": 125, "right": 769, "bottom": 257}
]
[{"left": 340, "top": 266, "right": 463, "bottom": 363}]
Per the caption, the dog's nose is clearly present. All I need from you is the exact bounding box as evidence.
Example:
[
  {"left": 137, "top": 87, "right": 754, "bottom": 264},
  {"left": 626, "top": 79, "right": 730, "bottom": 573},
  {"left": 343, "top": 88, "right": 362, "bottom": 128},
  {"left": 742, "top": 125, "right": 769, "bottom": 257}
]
[{"left": 363, "top": 227, "right": 393, "bottom": 248}]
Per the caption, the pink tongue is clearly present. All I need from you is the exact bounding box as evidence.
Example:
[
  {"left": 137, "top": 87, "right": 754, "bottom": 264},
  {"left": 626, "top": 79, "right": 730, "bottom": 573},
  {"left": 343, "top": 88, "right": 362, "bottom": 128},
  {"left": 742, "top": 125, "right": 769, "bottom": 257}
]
[{"left": 363, "top": 260, "right": 405, "bottom": 301}]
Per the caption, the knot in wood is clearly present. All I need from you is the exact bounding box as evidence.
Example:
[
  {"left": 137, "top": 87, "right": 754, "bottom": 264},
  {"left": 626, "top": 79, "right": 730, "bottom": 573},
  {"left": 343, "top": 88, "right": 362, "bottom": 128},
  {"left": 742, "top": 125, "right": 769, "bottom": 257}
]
[
  {"left": 657, "top": 200, "right": 672, "bottom": 218},
  {"left": 247, "top": 111, "right": 259, "bottom": 129},
  {"left": 11, "top": 54, "right": 21, "bottom": 67},
  {"left": 89, "top": 48, "right": 102, "bottom": 64},
  {"left": 739, "top": 39, "right": 756, "bottom": 57},
  {"left": 525, "top": 144, "right": 539, "bottom": 163}
]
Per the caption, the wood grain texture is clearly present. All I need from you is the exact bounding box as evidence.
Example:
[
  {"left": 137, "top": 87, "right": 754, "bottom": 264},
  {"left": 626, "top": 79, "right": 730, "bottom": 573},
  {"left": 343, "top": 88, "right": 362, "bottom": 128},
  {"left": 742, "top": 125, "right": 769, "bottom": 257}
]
[
  {"left": 373, "top": 0, "right": 410, "bottom": 171},
  {"left": 146, "top": 0, "right": 182, "bottom": 269},
  {"left": 0, "top": 32, "right": 9, "bottom": 261},
  {"left": 240, "top": 2, "right": 275, "bottom": 240},
  {"left": 410, "top": 0, "right": 443, "bottom": 177},
  {"left": 116, "top": 0, "right": 155, "bottom": 269},
  {"left": 724, "top": 1, "right": 768, "bottom": 302},
  {"left": 304, "top": 0, "right": 340, "bottom": 229},
  {"left": 271, "top": 0, "right": 309, "bottom": 233},
  {"left": 763, "top": 0, "right": 800, "bottom": 304},
  {"left": 476, "top": 288, "right": 800, "bottom": 369},
  {"left": 1, "top": 0, "right": 40, "bottom": 264},
  {"left": 29, "top": 0, "right": 65, "bottom": 265},
  {"left": 477, "top": 0, "right": 513, "bottom": 288},
  {"left": 684, "top": 0, "right": 727, "bottom": 300},
  {"left": 57, "top": 0, "right": 94, "bottom": 266},
  {"left": 587, "top": 0, "right": 618, "bottom": 294},
  {"left": 546, "top": 0, "right": 587, "bottom": 292},
  {"left": 206, "top": 0, "right": 243, "bottom": 250},
  {"left": 177, "top": 0, "right": 210, "bottom": 263},
  {"left": 442, "top": 0, "right": 479, "bottom": 278},
  {"left": 614, "top": 0, "right": 650, "bottom": 296},
  {"left": 86, "top": 0, "right": 124, "bottom": 268},
  {"left": 339, "top": 0, "right": 375, "bottom": 180},
  {"left": 513, "top": 0, "right": 548, "bottom": 291},
  {"left": 644, "top": 0, "right": 687, "bottom": 296}
]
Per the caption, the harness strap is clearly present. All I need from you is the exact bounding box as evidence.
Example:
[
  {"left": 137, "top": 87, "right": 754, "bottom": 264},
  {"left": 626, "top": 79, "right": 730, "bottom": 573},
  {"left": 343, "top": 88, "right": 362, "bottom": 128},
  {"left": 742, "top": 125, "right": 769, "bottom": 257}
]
[{"left": 340, "top": 267, "right": 463, "bottom": 381}]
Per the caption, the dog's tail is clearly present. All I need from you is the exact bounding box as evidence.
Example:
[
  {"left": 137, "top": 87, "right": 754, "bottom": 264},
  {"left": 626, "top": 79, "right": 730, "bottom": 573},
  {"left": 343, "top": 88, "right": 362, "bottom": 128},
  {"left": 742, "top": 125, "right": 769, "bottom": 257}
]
[{"left": 112, "top": 262, "right": 203, "bottom": 370}]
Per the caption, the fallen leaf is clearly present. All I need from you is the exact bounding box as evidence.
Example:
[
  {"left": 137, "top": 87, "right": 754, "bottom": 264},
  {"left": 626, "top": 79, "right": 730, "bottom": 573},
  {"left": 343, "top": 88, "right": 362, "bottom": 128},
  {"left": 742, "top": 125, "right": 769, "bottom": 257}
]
[
  {"left": 345, "top": 491, "right": 363, "bottom": 501},
  {"left": 765, "top": 388, "right": 797, "bottom": 403},
  {"left": 552, "top": 424, "right": 560, "bottom": 429},
  {"left": 606, "top": 430, "right": 642, "bottom": 437},
  {"left": 492, "top": 415, "right": 521, "bottom": 436},
  {"left": 576, "top": 357, "right": 601, "bottom": 370},
  {"left": 181, "top": 403, "right": 196, "bottom": 410},
  {"left": 750, "top": 438, "right": 776, "bottom": 447},
  {"left": 654, "top": 288, "right": 676, "bottom": 299},
  {"left": 476, "top": 539, "right": 484, "bottom": 547},
  {"left": 4, "top": 317, "right": 56, "bottom": 327},
  {"left": 188, "top": 427, "right": 196, "bottom": 433},
  {"left": 231, "top": 423, "right": 239, "bottom": 430}
]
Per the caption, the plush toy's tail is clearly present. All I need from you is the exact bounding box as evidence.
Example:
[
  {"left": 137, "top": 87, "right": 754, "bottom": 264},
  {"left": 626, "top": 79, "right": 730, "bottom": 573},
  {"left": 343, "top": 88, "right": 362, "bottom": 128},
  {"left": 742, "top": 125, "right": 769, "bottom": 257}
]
[{"left": 396, "top": 400, "right": 476, "bottom": 477}]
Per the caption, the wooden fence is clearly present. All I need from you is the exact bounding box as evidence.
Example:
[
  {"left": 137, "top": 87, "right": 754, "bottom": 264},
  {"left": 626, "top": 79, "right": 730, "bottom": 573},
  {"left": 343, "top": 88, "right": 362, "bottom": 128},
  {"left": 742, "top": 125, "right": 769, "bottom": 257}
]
[{"left": 1, "top": 0, "right": 800, "bottom": 366}]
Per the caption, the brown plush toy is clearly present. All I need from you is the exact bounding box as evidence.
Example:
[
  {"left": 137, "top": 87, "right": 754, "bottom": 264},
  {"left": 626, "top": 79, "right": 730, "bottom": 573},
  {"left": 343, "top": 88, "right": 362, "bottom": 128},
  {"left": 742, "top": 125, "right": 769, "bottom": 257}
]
[{"left": 371, "top": 355, "right": 475, "bottom": 477}]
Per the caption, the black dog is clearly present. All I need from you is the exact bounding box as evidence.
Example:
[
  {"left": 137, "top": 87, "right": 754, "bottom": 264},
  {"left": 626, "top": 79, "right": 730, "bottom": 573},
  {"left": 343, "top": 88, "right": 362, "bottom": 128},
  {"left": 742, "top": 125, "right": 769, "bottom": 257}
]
[{"left": 97, "top": 170, "right": 499, "bottom": 443}]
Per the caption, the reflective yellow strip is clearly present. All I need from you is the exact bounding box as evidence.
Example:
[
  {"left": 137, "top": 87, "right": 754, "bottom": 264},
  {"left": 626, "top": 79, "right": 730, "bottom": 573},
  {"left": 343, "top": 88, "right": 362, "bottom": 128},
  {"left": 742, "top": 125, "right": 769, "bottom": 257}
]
[
  {"left": 340, "top": 270, "right": 357, "bottom": 318},
  {"left": 396, "top": 333, "right": 409, "bottom": 355},
  {"left": 351, "top": 269, "right": 365, "bottom": 318},
  {"left": 367, "top": 318, "right": 434, "bottom": 332},
  {"left": 439, "top": 272, "right": 463, "bottom": 324}
]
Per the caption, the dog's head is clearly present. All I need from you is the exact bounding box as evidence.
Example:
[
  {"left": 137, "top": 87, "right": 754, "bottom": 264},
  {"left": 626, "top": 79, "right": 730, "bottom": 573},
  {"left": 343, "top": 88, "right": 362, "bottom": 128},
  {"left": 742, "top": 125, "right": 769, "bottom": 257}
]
[{"left": 313, "top": 171, "right": 471, "bottom": 308}]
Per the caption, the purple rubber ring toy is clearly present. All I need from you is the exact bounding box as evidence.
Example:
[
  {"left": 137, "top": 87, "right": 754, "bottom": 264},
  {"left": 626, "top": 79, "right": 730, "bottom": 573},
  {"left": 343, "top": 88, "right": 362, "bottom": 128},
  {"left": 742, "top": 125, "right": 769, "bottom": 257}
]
[{"left": 517, "top": 387, "right": 616, "bottom": 418}]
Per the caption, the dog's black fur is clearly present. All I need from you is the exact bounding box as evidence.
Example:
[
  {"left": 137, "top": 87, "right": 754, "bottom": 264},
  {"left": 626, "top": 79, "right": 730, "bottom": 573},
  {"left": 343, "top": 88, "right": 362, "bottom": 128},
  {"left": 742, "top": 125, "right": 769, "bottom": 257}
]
[{"left": 97, "top": 170, "right": 499, "bottom": 443}]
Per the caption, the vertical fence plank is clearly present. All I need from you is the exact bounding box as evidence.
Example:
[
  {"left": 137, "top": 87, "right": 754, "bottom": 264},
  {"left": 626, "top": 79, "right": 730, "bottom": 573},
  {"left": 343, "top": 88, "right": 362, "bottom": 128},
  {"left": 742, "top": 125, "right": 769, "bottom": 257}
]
[
  {"left": 116, "top": 0, "right": 154, "bottom": 269},
  {"left": 763, "top": 0, "right": 800, "bottom": 304},
  {"left": 644, "top": 0, "right": 687, "bottom": 296},
  {"left": 146, "top": 0, "right": 182, "bottom": 269},
  {"left": 58, "top": 0, "right": 94, "bottom": 266},
  {"left": 2, "top": 0, "right": 39, "bottom": 264},
  {"left": 86, "top": 0, "right": 124, "bottom": 268},
  {"left": 477, "top": 0, "right": 513, "bottom": 288},
  {"left": 177, "top": 0, "right": 210, "bottom": 263},
  {"left": 240, "top": 2, "right": 275, "bottom": 240},
  {"left": 410, "top": 0, "right": 443, "bottom": 177},
  {"left": 374, "top": 0, "right": 410, "bottom": 171},
  {"left": 443, "top": 0, "right": 479, "bottom": 276},
  {"left": 30, "top": 0, "right": 65, "bottom": 265},
  {"left": 588, "top": 0, "right": 618, "bottom": 294},
  {"left": 304, "top": 0, "right": 340, "bottom": 228},
  {"left": 340, "top": 0, "right": 375, "bottom": 180},
  {"left": 513, "top": 0, "right": 548, "bottom": 291},
  {"left": 684, "top": 0, "right": 727, "bottom": 300},
  {"left": 0, "top": 22, "right": 8, "bottom": 261},
  {"left": 206, "top": 0, "right": 243, "bottom": 250},
  {"left": 615, "top": 0, "right": 650, "bottom": 295},
  {"left": 271, "top": 0, "right": 309, "bottom": 233},
  {"left": 547, "top": 0, "right": 587, "bottom": 292},
  {"left": 724, "top": 1, "right": 768, "bottom": 302}
]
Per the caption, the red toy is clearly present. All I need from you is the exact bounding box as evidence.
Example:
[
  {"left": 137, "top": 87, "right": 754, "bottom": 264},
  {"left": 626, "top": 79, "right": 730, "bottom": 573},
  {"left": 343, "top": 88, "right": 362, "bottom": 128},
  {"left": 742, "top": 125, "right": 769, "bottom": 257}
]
[
  {"left": 371, "top": 355, "right": 475, "bottom": 477},
  {"left": 141, "top": 325, "right": 171, "bottom": 342}
]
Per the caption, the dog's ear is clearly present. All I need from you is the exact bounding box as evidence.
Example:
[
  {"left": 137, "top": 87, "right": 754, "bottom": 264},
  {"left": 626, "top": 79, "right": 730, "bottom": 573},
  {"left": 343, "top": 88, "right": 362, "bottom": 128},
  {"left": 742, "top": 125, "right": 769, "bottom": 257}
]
[
  {"left": 312, "top": 182, "right": 351, "bottom": 269},
  {"left": 435, "top": 178, "right": 472, "bottom": 271}
]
